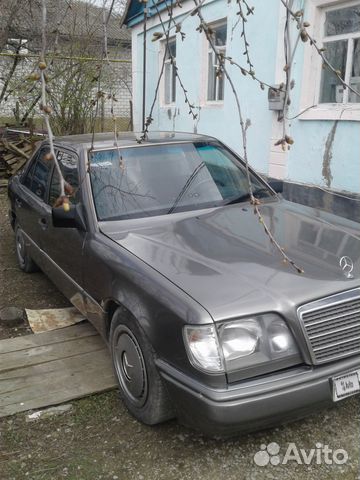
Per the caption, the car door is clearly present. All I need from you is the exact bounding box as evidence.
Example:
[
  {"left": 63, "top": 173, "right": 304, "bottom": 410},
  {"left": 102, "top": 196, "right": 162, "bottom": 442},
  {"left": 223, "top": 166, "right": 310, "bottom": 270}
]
[
  {"left": 39, "top": 147, "right": 87, "bottom": 307},
  {"left": 15, "top": 146, "right": 53, "bottom": 269}
]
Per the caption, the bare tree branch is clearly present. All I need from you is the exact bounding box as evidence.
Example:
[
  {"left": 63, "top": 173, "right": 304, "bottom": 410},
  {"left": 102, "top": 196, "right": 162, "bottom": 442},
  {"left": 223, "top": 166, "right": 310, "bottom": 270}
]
[
  {"left": 279, "top": 0, "right": 360, "bottom": 100},
  {"left": 193, "top": 0, "right": 304, "bottom": 274},
  {"left": 40, "top": 0, "right": 66, "bottom": 203}
]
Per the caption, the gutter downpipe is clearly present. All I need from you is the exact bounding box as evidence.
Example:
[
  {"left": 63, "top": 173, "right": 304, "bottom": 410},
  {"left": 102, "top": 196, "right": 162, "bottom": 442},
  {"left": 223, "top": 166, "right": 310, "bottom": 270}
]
[{"left": 142, "top": 0, "right": 148, "bottom": 132}]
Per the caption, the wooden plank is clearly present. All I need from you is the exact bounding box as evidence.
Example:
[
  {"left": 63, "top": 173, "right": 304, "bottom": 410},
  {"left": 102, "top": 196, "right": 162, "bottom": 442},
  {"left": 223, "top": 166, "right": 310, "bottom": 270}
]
[
  {"left": 6, "top": 157, "right": 21, "bottom": 166},
  {"left": 10, "top": 160, "right": 27, "bottom": 174},
  {"left": 0, "top": 322, "right": 98, "bottom": 354},
  {"left": 0, "top": 335, "right": 107, "bottom": 373},
  {"left": 0, "top": 351, "right": 117, "bottom": 417},
  {"left": 22, "top": 145, "right": 33, "bottom": 152},
  {"left": 10, "top": 165, "right": 26, "bottom": 175},
  {"left": 3, "top": 154, "right": 16, "bottom": 162},
  {"left": 0, "top": 322, "right": 117, "bottom": 417},
  {"left": 2, "top": 140, "right": 30, "bottom": 160}
]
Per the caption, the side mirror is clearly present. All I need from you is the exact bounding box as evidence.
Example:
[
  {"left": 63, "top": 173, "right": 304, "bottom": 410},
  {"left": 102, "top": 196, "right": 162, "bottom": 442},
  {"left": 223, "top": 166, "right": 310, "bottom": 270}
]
[
  {"left": 52, "top": 203, "right": 87, "bottom": 231},
  {"left": 268, "top": 179, "right": 283, "bottom": 194}
]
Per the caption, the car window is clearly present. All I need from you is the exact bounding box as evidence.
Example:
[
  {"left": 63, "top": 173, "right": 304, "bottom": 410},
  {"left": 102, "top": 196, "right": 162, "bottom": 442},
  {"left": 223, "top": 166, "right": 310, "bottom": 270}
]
[
  {"left": 89, "top": 141, "right": 272, "bottom": 221},
  {"left": 23, "top": 156, "right": 37, "bottom": 191},
  {"left": 23, "top": 148, "right": 52, "bottom": 200},
  {"left": 48, "top": 150, "right": 80, "bottom": 206}
]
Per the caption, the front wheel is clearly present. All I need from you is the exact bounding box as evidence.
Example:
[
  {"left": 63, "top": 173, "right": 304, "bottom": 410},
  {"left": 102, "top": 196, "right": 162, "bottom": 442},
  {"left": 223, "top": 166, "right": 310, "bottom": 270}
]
[
  {"left": 110, "top": 308, "right": 174, "bottom": 425},
  {"left": 15, "top": 223, "right": 39, "bottom": 273}
]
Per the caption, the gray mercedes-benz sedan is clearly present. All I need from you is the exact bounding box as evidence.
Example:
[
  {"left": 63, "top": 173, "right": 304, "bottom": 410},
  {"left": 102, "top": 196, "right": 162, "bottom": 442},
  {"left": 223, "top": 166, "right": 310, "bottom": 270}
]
[{"left": 7, "top": 131, "right": 360, "bottom": 435}]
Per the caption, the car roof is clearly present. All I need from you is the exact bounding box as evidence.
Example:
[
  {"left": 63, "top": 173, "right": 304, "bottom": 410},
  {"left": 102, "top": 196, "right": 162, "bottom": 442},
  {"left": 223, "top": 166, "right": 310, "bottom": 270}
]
[{"left": 53, "top": 131, "right": 217, "bottom": 151}]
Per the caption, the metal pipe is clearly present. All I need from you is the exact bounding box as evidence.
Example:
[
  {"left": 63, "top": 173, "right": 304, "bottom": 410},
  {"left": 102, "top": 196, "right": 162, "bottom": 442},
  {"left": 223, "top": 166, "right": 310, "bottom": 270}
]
[{"left": 142, "top": 0, "right": 148, "bottom": 132}]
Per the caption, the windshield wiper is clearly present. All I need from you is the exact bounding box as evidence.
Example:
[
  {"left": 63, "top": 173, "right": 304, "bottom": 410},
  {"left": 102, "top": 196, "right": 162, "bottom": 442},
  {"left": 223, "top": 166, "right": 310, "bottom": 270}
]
[
  {"left": 225, "top": 188, "right": 272, "bottom": 206},
  {"left": 167, "top": 162, "right": 206, "bottom": 214}
]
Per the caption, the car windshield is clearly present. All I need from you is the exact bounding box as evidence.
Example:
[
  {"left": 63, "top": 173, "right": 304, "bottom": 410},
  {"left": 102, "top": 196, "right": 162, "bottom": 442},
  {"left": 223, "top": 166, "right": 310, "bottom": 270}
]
[{"left": 89, "top": 141, "right": 273, "bottom": 221}]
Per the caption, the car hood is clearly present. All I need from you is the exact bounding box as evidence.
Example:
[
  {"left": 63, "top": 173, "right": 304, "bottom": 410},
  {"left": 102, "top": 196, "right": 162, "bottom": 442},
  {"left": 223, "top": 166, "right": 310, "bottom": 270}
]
[{"left": 100, "top": 199, "right": 360, "bottom": 321}]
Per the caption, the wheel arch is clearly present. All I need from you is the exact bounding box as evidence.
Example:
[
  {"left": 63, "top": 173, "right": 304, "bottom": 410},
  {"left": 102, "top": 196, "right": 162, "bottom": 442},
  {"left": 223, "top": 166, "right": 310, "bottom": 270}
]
[
  {"left": 102, "top": 292, "right": 170, "bottom": 364},
  {"left": 103, "top": 298, "right": 143, "bottom": 341}
]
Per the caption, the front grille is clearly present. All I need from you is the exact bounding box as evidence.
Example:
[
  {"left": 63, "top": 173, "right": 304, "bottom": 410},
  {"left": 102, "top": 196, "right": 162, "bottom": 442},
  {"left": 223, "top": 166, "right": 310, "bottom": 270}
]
[{"left": 298, "top": 288, "right": 360, "bottom": 364}]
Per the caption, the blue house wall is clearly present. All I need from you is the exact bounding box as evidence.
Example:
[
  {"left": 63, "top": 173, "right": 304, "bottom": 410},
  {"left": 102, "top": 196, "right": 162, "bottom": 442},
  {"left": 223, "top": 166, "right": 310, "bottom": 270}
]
[{"left": 126, "top": 0, "right": 360, "bottom": 195}]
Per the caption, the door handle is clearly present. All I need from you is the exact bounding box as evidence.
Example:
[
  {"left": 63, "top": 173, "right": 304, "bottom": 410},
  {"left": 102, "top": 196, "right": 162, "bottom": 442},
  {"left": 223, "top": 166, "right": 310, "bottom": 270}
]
[
  {"left": 15, "top": 198, "right": 22, "bottom": 208},
  {"left": 38, "top": 217, "right": 48, "bottom": 230}
]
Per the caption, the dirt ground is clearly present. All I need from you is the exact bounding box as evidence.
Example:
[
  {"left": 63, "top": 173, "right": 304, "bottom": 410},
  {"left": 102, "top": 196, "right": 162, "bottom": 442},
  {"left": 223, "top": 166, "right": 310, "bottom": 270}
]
[
  {"left": 0, "top": 191, "right": 69, "bottom": 340},
  {"left": 0, "top": 190, "right": 359, "bottom": 480}
]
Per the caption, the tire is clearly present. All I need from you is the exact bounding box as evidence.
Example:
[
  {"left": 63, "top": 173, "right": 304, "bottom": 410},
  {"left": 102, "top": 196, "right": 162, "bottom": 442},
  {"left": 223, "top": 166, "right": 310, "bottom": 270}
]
[
  {"left": 14, "top": 222, "right": 39, "bottom": 273},
  {"left": 110, "top": 308, "right": 175, "bottom": 425}
]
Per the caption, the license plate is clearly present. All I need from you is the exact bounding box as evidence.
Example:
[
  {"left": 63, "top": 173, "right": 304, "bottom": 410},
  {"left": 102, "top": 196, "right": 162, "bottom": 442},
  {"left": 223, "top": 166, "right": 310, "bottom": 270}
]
[{"left": 332, "top": 370, "right": 360, "bottom": 402}]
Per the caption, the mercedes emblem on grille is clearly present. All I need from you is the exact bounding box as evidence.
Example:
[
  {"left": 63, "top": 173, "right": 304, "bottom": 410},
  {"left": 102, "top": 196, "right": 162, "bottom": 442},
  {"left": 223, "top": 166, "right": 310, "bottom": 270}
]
[{"left": 339, "top": 256, "right": 354, "bottom": 279}]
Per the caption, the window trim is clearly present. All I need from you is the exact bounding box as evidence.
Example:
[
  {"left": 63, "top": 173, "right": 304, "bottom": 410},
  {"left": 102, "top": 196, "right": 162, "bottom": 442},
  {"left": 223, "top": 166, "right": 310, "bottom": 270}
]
[
  {"left": 160, "top": 36, "right": 177, "bottom": 107},
  {"left": 299, "top": 0, "right": 360, "bottom": 121},
  {"left": 201, "top": 18, "right": 228, "bottom": 106}
]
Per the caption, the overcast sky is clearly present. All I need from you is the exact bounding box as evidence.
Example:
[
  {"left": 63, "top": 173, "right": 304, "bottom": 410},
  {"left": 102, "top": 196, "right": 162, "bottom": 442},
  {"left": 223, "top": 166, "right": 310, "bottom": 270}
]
[{"left": 87, "top": 0, "right": 126, "bottom": 14}]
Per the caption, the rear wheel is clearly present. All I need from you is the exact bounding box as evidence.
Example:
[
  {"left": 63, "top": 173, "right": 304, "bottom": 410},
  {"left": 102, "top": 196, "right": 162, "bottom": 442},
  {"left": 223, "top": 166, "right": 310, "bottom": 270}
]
[
  {"left": 110, "top": 308, "right": 174, "bottom": 425},
  {"left": 15, "top": 223, "right": 38, "bottom": 273}
]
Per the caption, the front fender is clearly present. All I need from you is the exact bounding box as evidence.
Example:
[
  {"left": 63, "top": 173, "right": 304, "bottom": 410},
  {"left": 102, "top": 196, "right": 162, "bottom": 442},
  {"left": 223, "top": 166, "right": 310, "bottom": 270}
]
[{"left": 83, "top": 233, "right": 227, "bottom": 389}]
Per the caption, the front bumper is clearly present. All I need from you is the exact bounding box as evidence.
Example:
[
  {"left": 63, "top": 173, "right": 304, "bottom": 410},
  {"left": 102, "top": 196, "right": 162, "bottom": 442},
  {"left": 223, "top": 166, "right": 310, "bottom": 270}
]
[{"left": 157, "top": 356, "right": 360, "bottom": 436}]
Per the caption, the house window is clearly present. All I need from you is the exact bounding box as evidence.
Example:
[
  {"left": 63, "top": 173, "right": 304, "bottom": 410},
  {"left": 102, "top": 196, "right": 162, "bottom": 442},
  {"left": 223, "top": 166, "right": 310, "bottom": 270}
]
[
  {"left": 207, "top": 21, "right": 227, "bottom": 102},
  {"left": 164, "top": 38, "right": 176, "bottom": 104},
  {"left": 320, "top": 3, "right": 360, "bottom": 104}
]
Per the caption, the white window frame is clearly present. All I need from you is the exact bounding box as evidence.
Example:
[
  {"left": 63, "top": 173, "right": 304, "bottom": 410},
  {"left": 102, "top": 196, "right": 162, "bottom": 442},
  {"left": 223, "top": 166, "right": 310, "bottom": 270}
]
[
  {"left": 299, "top": 0, "right": 360, "bottom": 121},
  {"left": 202, "top": 19, "right": 227, "bottom": 106},
  {"left": 160, "top": 37, "right": 176, "bottom": 107},
  {"left": 207, "top": 44, "right": 226, "bottom": 102}
]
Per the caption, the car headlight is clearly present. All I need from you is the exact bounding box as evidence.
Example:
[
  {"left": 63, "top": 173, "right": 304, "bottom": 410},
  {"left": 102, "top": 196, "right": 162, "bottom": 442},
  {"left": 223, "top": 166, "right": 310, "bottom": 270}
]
[
  {"left": 220, "top": 319, "right": 261, "bottom": 361},
  {"left": 184, "top": 314, "right": 301, "bottom": 375}
]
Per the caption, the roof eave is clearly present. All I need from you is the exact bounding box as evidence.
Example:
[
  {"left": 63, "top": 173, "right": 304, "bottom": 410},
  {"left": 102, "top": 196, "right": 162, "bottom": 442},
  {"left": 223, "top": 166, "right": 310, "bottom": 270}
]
[{"left": 120, "top": 0, "right": 133, "bottom": 28}]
